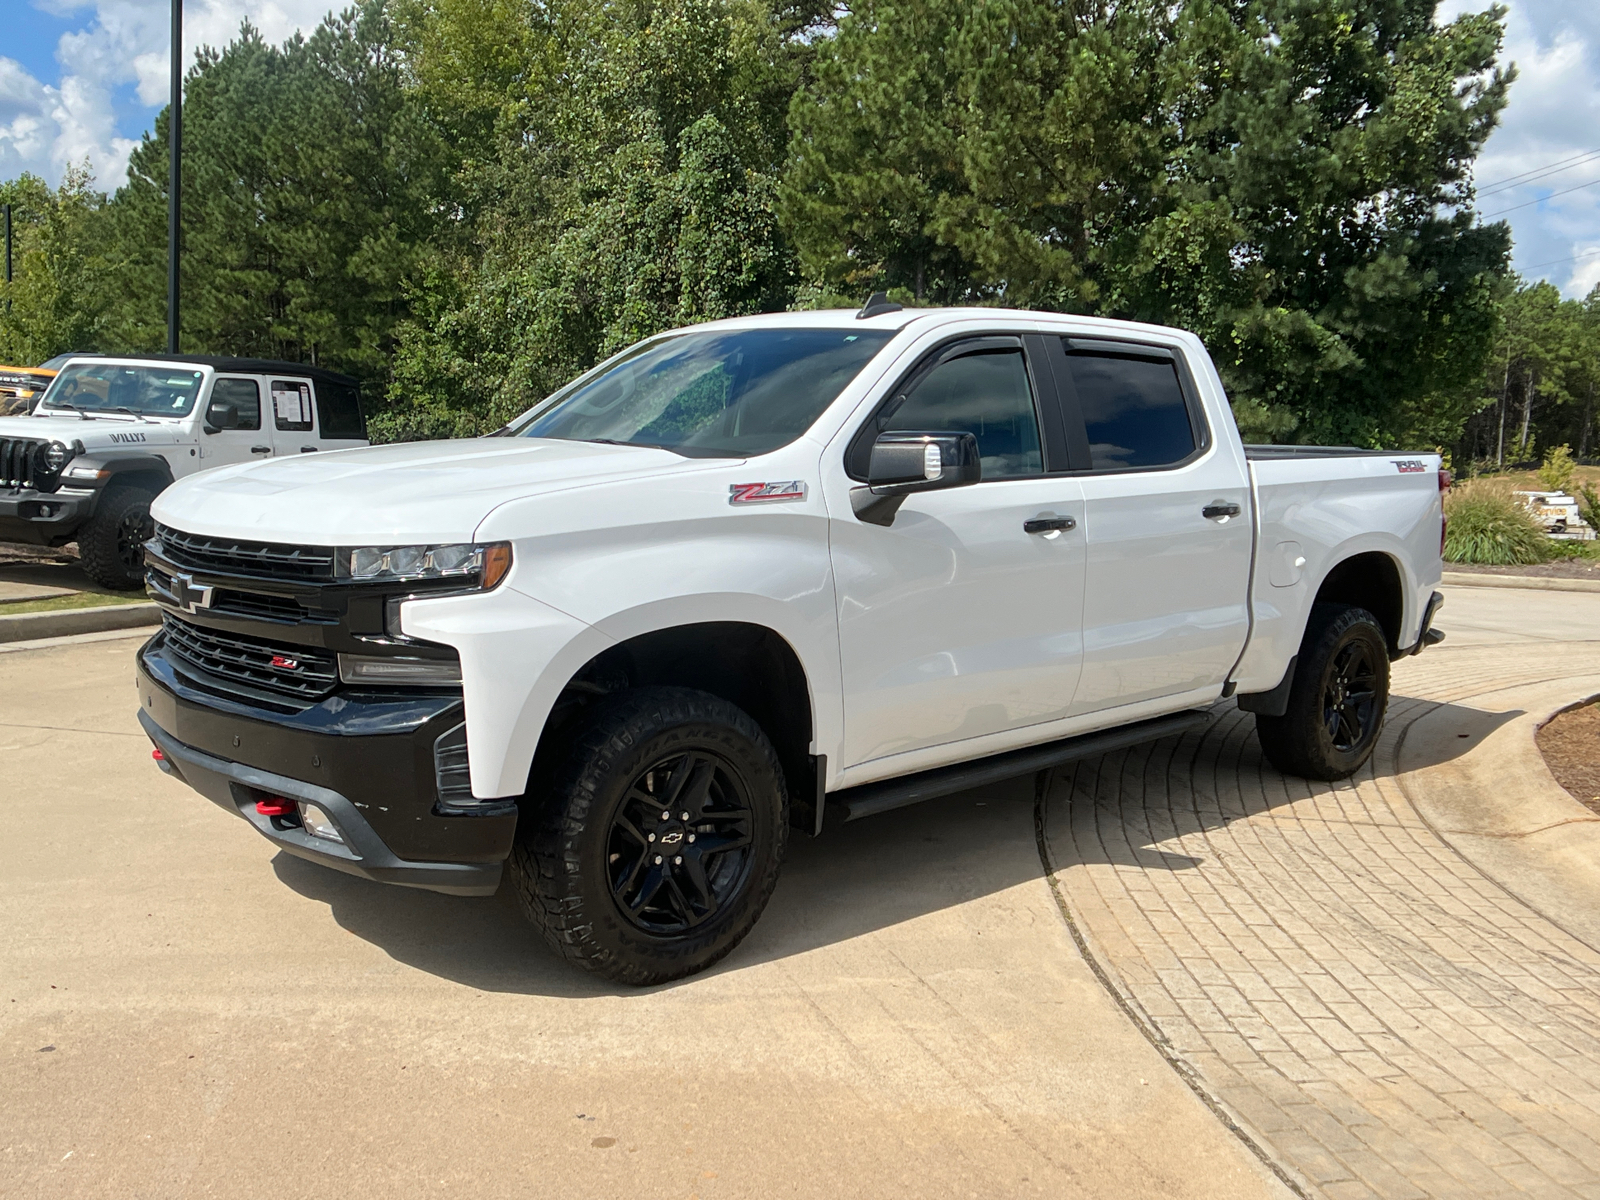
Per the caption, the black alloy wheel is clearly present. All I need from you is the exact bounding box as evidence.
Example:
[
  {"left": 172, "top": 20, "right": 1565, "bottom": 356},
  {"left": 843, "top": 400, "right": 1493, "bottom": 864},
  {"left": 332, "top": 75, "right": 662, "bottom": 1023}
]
[
  {"left": 607, "top": 750, "right": 755, "bottom": 934},
  {"left": 77, "top": 482, "right": 159, "bottom": 590},
  {"left": 510, "top": 686, "right": 788, "bottom": 986},
  {"left": 1322, "top": 639, "right": 1380, "bottom": 752},
  {"left": 1255, "top": 602, "right": 1391, "bottom": 781},
  {"left": 117, "top": 507, "right": 156, "bottom": 575}
]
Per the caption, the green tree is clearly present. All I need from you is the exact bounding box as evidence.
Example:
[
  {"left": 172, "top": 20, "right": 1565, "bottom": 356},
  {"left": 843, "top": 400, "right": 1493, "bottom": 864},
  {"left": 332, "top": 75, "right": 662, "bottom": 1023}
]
[
  {"left": 0, "top": 168, "right": 113, "bottom": 363},
  {"left": 103, "top": 2, "right": 447, "bottom": 383},
  {"left": 784, "top": 0, "right": 1513, "bottom": 447},
  {"left": 381, "top": 0, "right": 801, "bottom": 438}
]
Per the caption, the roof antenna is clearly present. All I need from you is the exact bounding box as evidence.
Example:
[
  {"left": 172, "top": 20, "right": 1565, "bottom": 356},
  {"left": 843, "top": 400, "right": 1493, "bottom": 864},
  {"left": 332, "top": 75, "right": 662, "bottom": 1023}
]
[{"left": 856, "top": 291, "right": 903, "bottom": 320}]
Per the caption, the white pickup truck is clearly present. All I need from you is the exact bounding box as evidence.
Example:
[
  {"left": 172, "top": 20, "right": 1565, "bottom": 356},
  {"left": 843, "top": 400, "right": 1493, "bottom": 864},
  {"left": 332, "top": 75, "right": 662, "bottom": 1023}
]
[
  {"left": 135, "top": 301, "right": 1446, "bottom": 985},
  {"left": 0, "top": 355, "right": 366, "bottom": 587}
]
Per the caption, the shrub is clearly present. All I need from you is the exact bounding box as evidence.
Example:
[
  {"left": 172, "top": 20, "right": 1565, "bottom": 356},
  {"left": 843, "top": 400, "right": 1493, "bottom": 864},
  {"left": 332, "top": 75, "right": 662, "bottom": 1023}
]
[
  {"left": 1444, "top": 480, "right": 1553, "bottom": 565},
  {"left": 1538, "top": 444, "right": 1576, "bottom": 493}
]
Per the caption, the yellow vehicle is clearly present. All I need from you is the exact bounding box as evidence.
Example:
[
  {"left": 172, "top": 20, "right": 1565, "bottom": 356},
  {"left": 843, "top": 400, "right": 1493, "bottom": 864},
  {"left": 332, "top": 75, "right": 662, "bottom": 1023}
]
[{"left": 0, "top": 353, "right": 90, "bottom": 414}]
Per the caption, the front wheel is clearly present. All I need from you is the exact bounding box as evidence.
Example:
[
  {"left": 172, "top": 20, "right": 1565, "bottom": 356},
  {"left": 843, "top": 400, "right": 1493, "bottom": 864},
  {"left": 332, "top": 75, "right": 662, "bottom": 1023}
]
[
  {"left": 1255, "top": 603, "right": 1390, "bottom": 781},
  {"left": 77, "top": 483, "right": 157, "bottom": 590},
  {"left": 510, "top": 687, "right": 788, "bottom": 986}
]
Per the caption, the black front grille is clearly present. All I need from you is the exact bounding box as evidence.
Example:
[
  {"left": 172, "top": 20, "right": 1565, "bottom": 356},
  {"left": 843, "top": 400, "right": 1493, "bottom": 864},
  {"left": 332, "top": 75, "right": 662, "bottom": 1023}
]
[
  {"left": 0, "top": 437, "right": 46, "bottom": 488},
  {"left": 154, "top": 523, "right": 336, "bottom": 581},
  {"left": 161, "top": 615, "right": 339, "bottom": 702}
]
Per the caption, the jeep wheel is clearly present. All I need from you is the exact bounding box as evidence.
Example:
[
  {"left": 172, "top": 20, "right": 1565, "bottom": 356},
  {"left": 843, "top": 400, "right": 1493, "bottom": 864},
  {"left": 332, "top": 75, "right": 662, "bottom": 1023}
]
[
  {"left": 1255, "top": 602, "right": 1390, "bottom": 781},
  {"left": 511, "top": 687, "right": 787, "bottom": 986},
  {"left": 78, "top": 483, "right": 157, "bottom": 590}
]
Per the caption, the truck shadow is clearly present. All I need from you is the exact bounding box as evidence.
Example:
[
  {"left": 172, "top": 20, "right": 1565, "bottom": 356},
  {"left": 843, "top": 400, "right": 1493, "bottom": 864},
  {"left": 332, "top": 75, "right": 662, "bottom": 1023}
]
[{"left": 270, "top": 694, "right": 1513, "bottom": 996}]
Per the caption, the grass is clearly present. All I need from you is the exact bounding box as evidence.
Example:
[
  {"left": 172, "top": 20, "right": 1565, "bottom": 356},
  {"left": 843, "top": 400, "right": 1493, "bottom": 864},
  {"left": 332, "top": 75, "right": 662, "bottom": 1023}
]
[
  {"left": 0, "top": 591, "right": 154, "bottom": 616},
  {"left": 1444, "top": 479, "right": 1561, "bottom": 565}
]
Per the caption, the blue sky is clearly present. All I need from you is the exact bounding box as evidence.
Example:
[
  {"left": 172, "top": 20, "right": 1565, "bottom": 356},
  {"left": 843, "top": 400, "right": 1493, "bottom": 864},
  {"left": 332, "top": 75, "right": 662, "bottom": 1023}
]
[{"left": 2, "top": 0, "right": 1597, "bottom": 297}]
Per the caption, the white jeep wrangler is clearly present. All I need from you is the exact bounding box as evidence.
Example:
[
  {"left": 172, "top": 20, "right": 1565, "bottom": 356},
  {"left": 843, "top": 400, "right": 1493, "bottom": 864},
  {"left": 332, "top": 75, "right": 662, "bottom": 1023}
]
[{"left": 0, "top": 355, "right": 367, "bottom": 588}]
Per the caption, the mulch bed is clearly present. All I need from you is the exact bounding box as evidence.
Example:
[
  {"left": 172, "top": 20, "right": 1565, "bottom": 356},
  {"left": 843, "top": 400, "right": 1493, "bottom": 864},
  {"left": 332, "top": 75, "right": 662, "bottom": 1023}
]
[
  {"left": 1447, "top": 560, "right": 1600, "bottom": 580},
  {"left": 1537, "top": 702, "right": 1600, "bottom": 816}
]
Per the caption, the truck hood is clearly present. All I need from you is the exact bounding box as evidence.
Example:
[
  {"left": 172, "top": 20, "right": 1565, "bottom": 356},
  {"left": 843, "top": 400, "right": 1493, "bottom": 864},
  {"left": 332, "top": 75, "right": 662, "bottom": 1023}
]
[
  {"left": 0, "top": 414, "right": 187, "bottom": 453},
  {"left": 151, "top": 437, "right": 730, "bottom": 544}
]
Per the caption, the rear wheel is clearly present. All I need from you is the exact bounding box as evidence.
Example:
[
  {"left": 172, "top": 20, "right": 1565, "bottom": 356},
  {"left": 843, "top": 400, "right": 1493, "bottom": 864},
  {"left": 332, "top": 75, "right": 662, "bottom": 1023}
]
[
  {"left": 1255, "top": 603, "right": 1390, "bottom": 781},
  {"left": 77, "top": 483, "right": 157, "bottom": 590},
  {"left": 511, "top": 687, "right": 787, "bottom": 986}
]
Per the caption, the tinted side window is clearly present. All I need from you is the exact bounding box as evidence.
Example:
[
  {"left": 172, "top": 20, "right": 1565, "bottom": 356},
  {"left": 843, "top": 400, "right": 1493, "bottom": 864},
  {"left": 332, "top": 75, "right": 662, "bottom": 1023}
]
[
  {"left": 884, "top": 349, "right": 1043, "bottom": 479},
  {"left": 210, "top": 378, "right": 261, "bottom": 430},
  {"left": 1065, "top": 347, "right": 1196, "bottom": 470},
  {"left": 272, "top": 380, "right": 314, "bottom": 432},
  {"left": 317, "top": 381, "right": 365, "bottom": 440}
]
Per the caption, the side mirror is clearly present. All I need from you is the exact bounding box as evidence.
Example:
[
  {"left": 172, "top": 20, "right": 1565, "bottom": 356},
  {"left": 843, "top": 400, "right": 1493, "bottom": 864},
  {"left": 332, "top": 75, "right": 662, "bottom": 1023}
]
[
  {"left": 852, "top": 431, "right": 982, "bottom": 526},
  {"left": 203, "top": 399, "right": 236, "bottom": 433}
]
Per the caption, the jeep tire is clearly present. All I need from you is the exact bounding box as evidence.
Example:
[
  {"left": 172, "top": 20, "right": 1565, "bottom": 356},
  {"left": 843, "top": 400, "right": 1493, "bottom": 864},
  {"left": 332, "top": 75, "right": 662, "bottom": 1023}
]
[
  {"left": 78, "top": 483, "right": 158, "bottom": 590},
  {"left": 510, "top": 686, "right": 788, "bottom": 986},
  {"left": 1255, "top": 602, "right": 1390, "bottom": 781}
]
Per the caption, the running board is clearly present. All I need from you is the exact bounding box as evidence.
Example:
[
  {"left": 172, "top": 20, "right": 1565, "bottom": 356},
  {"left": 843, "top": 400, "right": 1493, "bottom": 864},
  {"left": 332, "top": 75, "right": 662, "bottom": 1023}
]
[{"left": 828, "top": 707, "right": 1216, "bottom": 824}]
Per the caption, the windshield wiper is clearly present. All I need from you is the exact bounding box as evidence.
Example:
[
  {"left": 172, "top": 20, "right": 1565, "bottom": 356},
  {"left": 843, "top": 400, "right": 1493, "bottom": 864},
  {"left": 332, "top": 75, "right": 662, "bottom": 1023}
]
[
  {"left": 113, "top": 407, "right": 152, "bottom": 423},
  {"left": 43, "top": 401, "right": 91, "bottom": 420}
]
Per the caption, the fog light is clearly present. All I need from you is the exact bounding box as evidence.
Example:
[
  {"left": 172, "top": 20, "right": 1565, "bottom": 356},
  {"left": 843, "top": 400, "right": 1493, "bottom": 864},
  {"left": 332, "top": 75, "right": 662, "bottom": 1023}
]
[{"left": 299, "top": 802, "right": 344, "bottom": 843}]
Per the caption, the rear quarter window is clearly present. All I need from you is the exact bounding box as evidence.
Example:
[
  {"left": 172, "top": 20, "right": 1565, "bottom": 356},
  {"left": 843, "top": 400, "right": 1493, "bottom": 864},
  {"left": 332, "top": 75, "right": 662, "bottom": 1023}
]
[{"left": 316, "top": 381, "right": 365, "bottom": 440}]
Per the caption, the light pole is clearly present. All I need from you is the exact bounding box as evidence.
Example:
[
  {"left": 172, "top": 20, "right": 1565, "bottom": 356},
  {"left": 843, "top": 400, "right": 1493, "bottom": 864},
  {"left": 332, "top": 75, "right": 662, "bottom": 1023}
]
[
  {"left": 167, "top": 0, "right": 182, "bottom": 354},
  {"left": 3, "top": 203, "right": 12, "bottom": 313}
]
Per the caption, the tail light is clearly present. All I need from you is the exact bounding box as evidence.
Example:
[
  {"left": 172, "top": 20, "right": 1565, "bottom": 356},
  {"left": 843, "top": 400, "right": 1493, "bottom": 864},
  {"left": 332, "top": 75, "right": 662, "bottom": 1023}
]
[{"left": 1439, "top": 470, "right": 1450, "bottom": 556}]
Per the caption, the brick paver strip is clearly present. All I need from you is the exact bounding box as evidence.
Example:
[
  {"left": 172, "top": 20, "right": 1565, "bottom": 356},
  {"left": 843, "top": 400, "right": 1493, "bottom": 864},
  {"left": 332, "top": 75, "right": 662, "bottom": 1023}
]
[{"left": 1041, "top": 642, "right": 1600, "bottom": 1199}]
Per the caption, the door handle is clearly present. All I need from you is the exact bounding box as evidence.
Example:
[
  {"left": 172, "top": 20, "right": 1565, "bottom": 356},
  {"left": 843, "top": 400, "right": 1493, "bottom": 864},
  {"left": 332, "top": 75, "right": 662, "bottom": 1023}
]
[
  {"left": 1024, "top": 516, "right": 1077, "bottom": 535},
  {"left": 251, "top": 445, "right": 272, "bottom": 454},
  {"left": 300, "top": 446, "right": 318, "bottom": 453},
  {"left": 1202, "top": 502, "right": 1241, "bottom": 520}
]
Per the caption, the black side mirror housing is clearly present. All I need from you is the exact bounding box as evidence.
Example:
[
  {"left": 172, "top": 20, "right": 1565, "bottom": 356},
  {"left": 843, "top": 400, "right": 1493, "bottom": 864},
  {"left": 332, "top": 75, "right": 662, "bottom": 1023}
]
[
  {"left": 853, "top": 431, "right": 982, "bottom": 526},
  {"left": 203, "top": 400, "right": 236, "bottom": 433}
]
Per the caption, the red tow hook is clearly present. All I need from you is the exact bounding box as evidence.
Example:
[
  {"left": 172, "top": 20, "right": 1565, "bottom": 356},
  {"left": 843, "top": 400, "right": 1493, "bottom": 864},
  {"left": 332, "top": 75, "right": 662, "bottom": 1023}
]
[
  {"left": 255, "top": 796, "right": 298, "bottom": 817},
  {"left": 151, "top": 748, "right": 165, "bottom": 762}
]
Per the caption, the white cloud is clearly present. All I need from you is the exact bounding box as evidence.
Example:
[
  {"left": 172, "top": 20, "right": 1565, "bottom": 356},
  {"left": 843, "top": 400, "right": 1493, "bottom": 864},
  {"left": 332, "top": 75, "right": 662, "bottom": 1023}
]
[
  {"left": 1, "top": 0, "right": 337, "bottom": 191},
  {"left": 1441, "top": 0, "right": 1600, "bottom": 297}
]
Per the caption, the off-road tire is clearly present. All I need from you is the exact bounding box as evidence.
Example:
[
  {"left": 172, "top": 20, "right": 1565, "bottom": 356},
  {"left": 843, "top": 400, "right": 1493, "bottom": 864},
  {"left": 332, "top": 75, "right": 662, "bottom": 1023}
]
[
  {"left": 77, "top": 483, "right": 158, "bottom": 590},
  {"left": 1255, "top": 602, "right": 1390, "bottom": 781},
  {"left": 510, "top": 686, "right": 788, "bottom": 986}
]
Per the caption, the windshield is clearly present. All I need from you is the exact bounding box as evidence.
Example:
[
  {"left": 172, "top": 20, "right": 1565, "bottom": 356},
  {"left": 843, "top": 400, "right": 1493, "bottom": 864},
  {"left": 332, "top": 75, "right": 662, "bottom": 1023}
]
[
  {"left": 508, "top": 327, "right": 896, "bottom": 457},
  {"left": 39, "top": 363, "right": 205, "bottom": 417}
]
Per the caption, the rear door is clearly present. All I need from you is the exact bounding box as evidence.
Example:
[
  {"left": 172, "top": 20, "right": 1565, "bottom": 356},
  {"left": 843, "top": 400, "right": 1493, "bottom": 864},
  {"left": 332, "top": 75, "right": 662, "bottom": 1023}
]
[
  {"left": 830, "top": 334, "right": 1088, "bottom": 770},
  {"left": 268, "top": 377, "right": 319, "bottom": 457},
  {"left": 1052, "top": 336, "right": 1253, "bottom": 715}
]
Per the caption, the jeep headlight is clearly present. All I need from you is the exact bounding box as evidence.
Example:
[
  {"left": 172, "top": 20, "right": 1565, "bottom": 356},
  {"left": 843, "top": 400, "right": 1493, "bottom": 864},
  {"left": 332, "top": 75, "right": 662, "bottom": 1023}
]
[
  {"left": 337, "top": 541, "right": 512, "bottom": 588},
  {"left": 39, "top": 440, "right": 71, "bottom": 472}
]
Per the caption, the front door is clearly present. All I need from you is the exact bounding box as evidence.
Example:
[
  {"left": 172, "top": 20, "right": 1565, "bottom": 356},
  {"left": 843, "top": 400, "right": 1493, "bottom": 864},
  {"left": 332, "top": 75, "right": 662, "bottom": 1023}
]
[
  {"left": 198, "top": 376, "right": 272, "bottom": 469},
  {"left": 1054, "top": 337, "right": 1253, "bottom": 714},
  {"left": 831, "top": 337, "right": 1087, "bottom": 771}
]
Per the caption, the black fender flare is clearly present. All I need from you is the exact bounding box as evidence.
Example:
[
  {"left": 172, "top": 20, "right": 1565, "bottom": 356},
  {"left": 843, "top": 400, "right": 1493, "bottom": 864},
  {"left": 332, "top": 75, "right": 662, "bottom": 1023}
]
[{"left": 70, "top": 453, "right": 177, "bottom": 491}]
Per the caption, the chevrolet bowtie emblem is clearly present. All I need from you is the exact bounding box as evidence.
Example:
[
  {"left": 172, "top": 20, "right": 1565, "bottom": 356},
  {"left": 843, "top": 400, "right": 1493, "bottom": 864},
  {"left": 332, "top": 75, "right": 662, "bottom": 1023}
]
[{"left": 169, "top": 572, "right": 215, "bottom": 614}]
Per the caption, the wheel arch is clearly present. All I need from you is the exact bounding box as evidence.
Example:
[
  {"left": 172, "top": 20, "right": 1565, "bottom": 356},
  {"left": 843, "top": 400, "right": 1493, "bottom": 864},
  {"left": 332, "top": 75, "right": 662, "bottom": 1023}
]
[
  {"left": 532, "top": 620, "right": 821, "bottom": 832},
  {"left": 1310, "top": 549, "right": 1406, "bottom": 656}
]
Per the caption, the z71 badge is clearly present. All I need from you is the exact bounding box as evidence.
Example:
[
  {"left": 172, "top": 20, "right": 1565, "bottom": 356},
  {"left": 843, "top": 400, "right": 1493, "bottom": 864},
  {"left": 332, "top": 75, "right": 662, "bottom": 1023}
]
[
  {"left": 1391, "top": 459, "right": 1427, "bottom": 473},
  {"left": 729, "top": 481, "right": 806, "bottom": 505}
]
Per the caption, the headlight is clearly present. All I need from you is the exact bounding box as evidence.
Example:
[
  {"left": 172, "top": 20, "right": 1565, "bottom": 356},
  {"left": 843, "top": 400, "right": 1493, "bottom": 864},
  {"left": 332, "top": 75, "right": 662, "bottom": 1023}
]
[
  {"left": 39, "top": 440, "right": 71, "bottom": 472},
  {"left": 337, "top": 541, "right": 512, "bottom": 588}
]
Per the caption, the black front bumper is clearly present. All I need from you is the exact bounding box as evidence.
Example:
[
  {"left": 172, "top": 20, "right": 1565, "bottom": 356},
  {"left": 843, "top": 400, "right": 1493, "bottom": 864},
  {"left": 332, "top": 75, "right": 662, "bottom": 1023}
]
[
  {"left": 0, "top": 487, "right": 96, "bottom": 545},
  {"left": 136, "top": 636, "right": 517, "bottom": 896}
]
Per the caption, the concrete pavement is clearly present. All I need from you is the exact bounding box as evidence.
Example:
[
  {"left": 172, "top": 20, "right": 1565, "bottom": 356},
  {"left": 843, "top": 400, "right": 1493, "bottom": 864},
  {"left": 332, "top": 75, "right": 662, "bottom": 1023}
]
[
  {"left": 6, "top": 583, "right": 1600, "bottom": 1199},
  {"left": 0, "top": 632, "right": 1284, "bottom": 1199}
]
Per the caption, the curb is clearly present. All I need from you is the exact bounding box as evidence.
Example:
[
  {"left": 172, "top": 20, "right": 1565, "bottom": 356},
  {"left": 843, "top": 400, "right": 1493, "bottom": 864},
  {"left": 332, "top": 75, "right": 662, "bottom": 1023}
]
[
  {"left": 1442, "top": 571, "right": 1600, "bottom": 595},
  {"left": 0, "top": 602, "right": 161, "bottom": 644}
]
